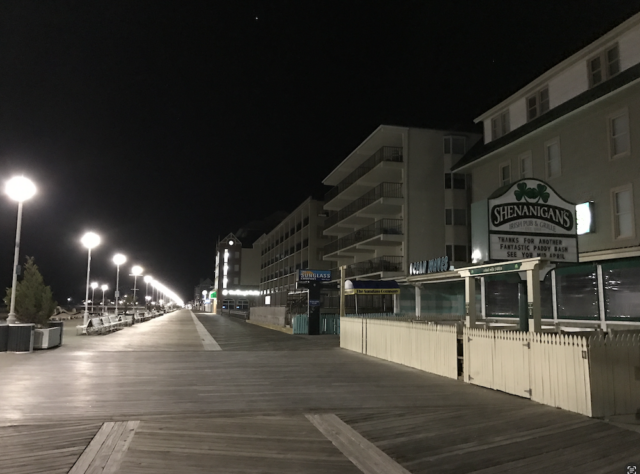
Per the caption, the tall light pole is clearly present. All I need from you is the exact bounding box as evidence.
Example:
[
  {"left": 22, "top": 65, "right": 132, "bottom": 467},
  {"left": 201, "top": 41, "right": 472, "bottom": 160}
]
[
  {"left": 90, "top": 282, "right": 98, "bottom": 313},
  {"left": 101, "top": 284, "right": 108, "bottom": 314},
  {"left": 131, "top": 265, "right": 143, "bottom": 317},
  {"left": 113, "top": 254, "right": 126, "bottom": 319},
  {"left": 81, "top": 232, "right": 101, "bottom": 327},
  {"left": 5, "top": 176, "right": 37, "bottom": 324}
]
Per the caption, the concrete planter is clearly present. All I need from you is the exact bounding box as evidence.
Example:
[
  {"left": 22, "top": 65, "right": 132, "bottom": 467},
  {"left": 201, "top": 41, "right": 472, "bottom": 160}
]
[
  {"left": 34, "top": 327, "right": 62, "bottom": 349},
  {"left": 8, "top": 324, "right": 35, "bottom": 352}
]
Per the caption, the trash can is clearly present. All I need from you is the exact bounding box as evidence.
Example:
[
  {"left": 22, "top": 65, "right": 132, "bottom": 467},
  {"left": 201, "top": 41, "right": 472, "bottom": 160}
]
[
  {"left": 48, "top": 321, "right": 64, "bottom": 346},
  {"left": 0, "top": 325, "right": 8, "bottom": 352},
  {"left": 8, "top": 324, "right": 35, "bottom": 352}
]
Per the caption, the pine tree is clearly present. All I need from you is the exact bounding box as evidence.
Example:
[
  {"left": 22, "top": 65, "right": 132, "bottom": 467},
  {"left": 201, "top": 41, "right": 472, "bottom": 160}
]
[{"left": 4, "top": 256, "right": 57, "bottom": 327}]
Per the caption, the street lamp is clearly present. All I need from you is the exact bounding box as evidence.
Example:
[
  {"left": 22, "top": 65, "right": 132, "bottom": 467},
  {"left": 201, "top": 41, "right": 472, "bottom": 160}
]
[
  {"left": 131, "top": 265, "right": 143, "bottom": 317},
  {"left": 5, "top": 176, "right": 37, "bottom": 324},
  {"left": 144, "top": 275, "right": 153, "bottom": 301},
  {"left": 113, "top": 254, "right": 126, "bottom": 319},
  {"left": 90, "top": 282, "right": 98, "bottom": 314},
  {"left": 81, "top": 232, "right": 101, "bottom": 326},
  {"left": 101, "top": 284, "right": 108, "bottom": 314}
]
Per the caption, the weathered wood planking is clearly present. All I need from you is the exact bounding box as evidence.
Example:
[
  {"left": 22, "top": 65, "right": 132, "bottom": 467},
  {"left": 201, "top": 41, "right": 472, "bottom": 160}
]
[
  {"left": 68, "top": 420, "right": 139, "bottom": 474},
  {"left": 0, "top": 421, "right": 101, "bottom": 474}
]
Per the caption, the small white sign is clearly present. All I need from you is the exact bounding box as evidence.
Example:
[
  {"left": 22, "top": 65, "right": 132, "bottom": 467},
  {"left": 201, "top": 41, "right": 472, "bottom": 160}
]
[{"left": 490, "top": 234, "right": 577, "bottom": 262}]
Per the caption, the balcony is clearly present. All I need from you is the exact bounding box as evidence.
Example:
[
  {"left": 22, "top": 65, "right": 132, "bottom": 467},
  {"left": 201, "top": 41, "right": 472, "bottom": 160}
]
[
  {"left": 324, "top": 182, "right": 403, "bottom": 230},
  {"left": 330, "top": 256, "right": 403, "bottom": 280},
  {"left": 324, "top": 146, "right": 403, "bottom": 204},
  {"left": 324, "top": 219, "right": 403, "bottom": 256}
]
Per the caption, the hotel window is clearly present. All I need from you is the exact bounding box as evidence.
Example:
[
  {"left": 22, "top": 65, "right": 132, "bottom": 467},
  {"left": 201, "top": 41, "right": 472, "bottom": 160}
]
[
  {"left": 445, "top": 245, "right": 453, "bottom": 261},
  {"left": 234, "top": 264, "right": 239, "bottom": 271},
  {"left": 233, "top": 277, "right": 239, "bottom": 285},
  {"left": 609, "top": 109, "right": 630, "bottom": 159},
  {"left": 499, "top": 162, "right": 511, "bottom": 187},
  {"left": 491, "top": 110, "right": 510, "bottom": 140},
  {"left": 445, "top": 209, "right": 453, "bottom": 225},
  {"left": 589, "top": 43, "right": 620, "bottom": 88},
  {"left": 445, "top": 173, "right": 467, "bottom": 190},
  {"left": 612, "top": 185, "right": 635, "bottom": 239},
  {"left": 443, "top": 136, "right": 466, "bottom": 154},
  {"left": 519, "top": 152, "right": 533, "bottom": 179},
  {"left": 453, "top": 209, "right": 467, "bottom": 226},
  {"left": 454, "top": 245, "right": 467, "bottom": 262},
  {"left": 527, "top": 87, "right": 549, "bottom": 121},
  {"left": 545, "top": 138, "right": 561, "bottom": 178}
]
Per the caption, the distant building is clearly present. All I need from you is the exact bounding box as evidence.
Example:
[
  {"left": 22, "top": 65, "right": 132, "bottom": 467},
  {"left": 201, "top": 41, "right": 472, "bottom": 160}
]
[
  {"left": 254, "top": 197, "right": 331, "bottom": 307},
  {"left": 193, "top": 278, "right": 213, "bottom": 310},
  {"left": 212, "top": 213, "right": 286, "bottom": 314}
]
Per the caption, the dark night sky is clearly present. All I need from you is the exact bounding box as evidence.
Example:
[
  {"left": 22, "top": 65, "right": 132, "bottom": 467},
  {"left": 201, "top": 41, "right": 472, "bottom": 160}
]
[{"left": 0, "top": 0, "right": 639, "bottom": 303}]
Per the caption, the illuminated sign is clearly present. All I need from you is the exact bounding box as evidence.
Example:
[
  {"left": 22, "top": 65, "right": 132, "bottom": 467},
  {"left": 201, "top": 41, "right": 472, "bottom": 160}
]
[
  {"left": 576, "top": 202, "right": 594, "bottom": 235},
  {"left": 410, "top": 256, "right": 449, "bottom": 275},
  {"left": 296, "top": 269, "right": 331, "bottom": 282},
  {"left": 222, "top": 289, "right": 260, "bottom": 296},
  {"left": 488, "top": 179, "right": 577, "bottom": 263}
]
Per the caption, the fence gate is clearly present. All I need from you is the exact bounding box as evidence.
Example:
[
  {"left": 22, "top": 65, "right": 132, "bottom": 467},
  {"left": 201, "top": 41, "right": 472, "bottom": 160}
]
[{"left": 464, "top": 328, "right": 496, "bottom": 390}]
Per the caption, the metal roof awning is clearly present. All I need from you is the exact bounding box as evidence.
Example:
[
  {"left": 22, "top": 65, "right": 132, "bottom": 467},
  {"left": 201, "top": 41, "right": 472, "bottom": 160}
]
[{"left": 345, "top": 279, "right": 400, "bottom": 295}]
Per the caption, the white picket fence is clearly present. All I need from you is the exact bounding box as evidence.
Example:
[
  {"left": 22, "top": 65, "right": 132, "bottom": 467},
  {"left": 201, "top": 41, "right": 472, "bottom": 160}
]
[
  {"left": 589, "top": 333, "right": 640, "bottom": 418},
  {"left": 340, "top": 317, "right": 458, "bottom": 379},
  {"left": 464, "top": 328, "right": 592, "bottom": 416}
]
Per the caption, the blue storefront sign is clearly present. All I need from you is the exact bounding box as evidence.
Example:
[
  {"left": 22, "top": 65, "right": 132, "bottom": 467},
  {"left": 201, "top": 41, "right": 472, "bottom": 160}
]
[{"left": 296, "top": 269, "right": 332, "bottom": 282}]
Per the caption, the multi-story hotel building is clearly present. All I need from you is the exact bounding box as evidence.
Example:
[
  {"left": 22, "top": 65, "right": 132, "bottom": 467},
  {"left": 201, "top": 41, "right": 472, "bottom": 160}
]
[
  {"left": 255, "top": 198, "right": 331, "bottom": 307},
  {"left": 322, "top": 125, "right": 481, "bottom": 293}
]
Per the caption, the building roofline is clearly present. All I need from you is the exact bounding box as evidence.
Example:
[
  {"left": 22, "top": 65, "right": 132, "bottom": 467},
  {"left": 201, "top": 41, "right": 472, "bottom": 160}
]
[
  {"left": 453, "top": 64, "right": 640, "bottom": 171},
  {"left": 475, "top": 11, "right": 640, "bottom": 123}
]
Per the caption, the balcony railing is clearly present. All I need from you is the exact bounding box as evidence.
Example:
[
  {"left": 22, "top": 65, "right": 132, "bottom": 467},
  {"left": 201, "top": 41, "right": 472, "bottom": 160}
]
[
  {"left": 325, "top": 146, "right": 403, "bottom": 203},
  {"left": 325, "top": 182, "right": 403, "bottom": 229},
  {"left": 330, "top": 256, "right": 404, "bottom": 280},
  {"left": 324, "top": 218, "right": 403, "bottom": 255}
]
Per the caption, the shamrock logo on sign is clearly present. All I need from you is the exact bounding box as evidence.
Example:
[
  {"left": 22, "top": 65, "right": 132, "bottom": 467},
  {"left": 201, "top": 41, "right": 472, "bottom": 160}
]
[{"left": 514, "top": 183, "right": 550, "bottom": 204}]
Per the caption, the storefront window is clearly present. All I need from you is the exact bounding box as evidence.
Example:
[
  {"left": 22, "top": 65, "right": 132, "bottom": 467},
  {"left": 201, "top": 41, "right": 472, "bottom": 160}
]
[
  {"left": 421, "top": 281, "right": 464, "bottom": 319},
  {"left": 555, "top": 263, "right": 599, "bottom": 320},
  {"left": 603, "top": 258, "right": 640, "bottom": 322},
  {"left": 485, "top": 273, "right": 520, "bottom": 318}
]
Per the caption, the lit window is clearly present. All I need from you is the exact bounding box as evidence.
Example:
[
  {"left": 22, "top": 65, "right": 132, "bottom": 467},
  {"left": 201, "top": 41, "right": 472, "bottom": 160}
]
[
  {"left": 545, "top": 138, "right": 561, "bottom": 178},
  {"left": 589, "top": 44, "right": 620, "bottom": 88},
  {"left": 527, "top": 87, "right": 549, "bottom": 121},
  {"left": 499, "top": 162, "right": 511, "bottom": 186},
  {"left": 609, "top": 110, "right": 630, "bottom": 158},
  {"left": 613, "top": 185, "right": 634, "bottom": 239},
  {"left": 491, "top": 110, "right": 510, "bottom": 140},
  {"left": 519, "top": 152, "right": 532, "bottom": 179}
]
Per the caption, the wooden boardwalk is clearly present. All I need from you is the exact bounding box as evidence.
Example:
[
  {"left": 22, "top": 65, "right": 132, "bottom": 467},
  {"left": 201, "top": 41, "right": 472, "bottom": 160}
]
[{"left": 0, "top": 309, "right": 638, "bottom": 473}]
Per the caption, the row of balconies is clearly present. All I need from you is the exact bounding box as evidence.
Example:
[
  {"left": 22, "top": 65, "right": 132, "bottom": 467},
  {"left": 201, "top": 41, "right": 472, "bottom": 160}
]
[
  {"left": 261, "top": 240, "right": 309, "bottom": 268},
  {"left": 324, "top": 182, "right": 403, "bottom": 229},
  {"left": 324, "top": 218, "right": 403, "bottom": 256},
  {"left": 260, "top": 261, "right": 309, "bottom": 283},
  {"left": 330, "top": 256, "right": 403, "bottom": 280},
  {"left": 261, "top": 218, "right": 309, "bottom": 255},
  {"left": 324, "top": 146, "right": 403, "bottom": 203}
]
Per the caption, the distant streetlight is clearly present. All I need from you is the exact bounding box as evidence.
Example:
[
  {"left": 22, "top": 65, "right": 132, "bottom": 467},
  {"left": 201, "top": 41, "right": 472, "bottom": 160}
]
[
  {"left": 131, "top": 265, "right": 143, "bottom": 319},
  {"left": 90, "top": 282, "right": 98, "bottom": 313},
  {"left": 5, "top": 176, "right": 37, "bottom": 324},
  {"left": 101, "top": 284, "right": 108, "bottom": 314},
  {"left": 113, "top": 253, "right": 126, "bottom": 320},
  {"left": 81, "top": 232, "right": 101, "bottom": 326},
  {"left": 144, "top": 275, "right": 153, "bottom": 300}
]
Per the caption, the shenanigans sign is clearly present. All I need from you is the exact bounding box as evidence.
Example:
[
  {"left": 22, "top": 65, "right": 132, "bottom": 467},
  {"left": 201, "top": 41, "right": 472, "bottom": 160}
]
[{"left": 488, "top": 179, "right": 578, "bottom": 263}]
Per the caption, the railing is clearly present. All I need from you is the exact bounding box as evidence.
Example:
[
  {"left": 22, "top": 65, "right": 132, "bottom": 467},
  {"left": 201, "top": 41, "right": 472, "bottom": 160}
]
[
  {"left": 325, "top": 182, "right": 403, "bottom": 229},
  {"left": 324, "top": 219, "right": 403, "bottom": 255},
  {"left": 325, "top": 146, "right": 403, "bottom": 203},
  {"left": 330, "top": 256, "right": 403, "bottom": 280}
]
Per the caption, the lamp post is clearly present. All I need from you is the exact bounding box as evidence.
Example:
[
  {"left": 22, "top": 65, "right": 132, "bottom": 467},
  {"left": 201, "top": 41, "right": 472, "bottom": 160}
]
[
  {"left": 5, "top": 176, "right": 37, "bottom": 324},
  {"left": 81, "top": 232, "right": 101, "bottom": 327},
  {"left": 101, "top": 284, "right": 108, "bottom": 314},
  {"left": 131, "top": 265, "right": 143, "bottom": 318},
  {"left": 113, "top": 254, "right": 126, "bottom": 320},
  {"left": 90, "top": 282, "right": 98, "bottom": 314}
]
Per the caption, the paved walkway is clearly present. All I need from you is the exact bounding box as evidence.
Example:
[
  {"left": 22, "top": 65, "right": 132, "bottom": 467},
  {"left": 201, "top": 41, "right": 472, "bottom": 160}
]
[{"left": 0, "top": 310, "right": 638, "bottom": 473}]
